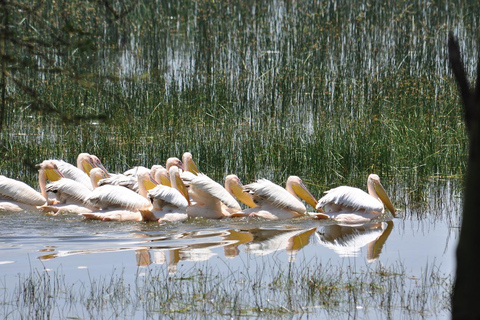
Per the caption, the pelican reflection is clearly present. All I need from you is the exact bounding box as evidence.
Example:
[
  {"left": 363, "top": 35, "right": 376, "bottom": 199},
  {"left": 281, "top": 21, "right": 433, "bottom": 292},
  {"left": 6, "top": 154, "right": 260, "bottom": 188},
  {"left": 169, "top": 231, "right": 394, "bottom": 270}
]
[
  {"left": 315, "top": 221, "right": 394, "bottom": 262},
  {"left": 242, "top": 227, "right": 317, "bottom": 261},
  {"left": 35, "top": 222, "right": 394, "bottom": 270}
]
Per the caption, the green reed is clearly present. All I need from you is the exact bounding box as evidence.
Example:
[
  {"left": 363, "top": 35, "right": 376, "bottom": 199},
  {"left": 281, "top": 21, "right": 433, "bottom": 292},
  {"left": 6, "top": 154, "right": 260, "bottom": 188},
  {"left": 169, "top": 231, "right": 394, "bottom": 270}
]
[{"left": 1, "top": 0, "right": 476, "bottom": 193}]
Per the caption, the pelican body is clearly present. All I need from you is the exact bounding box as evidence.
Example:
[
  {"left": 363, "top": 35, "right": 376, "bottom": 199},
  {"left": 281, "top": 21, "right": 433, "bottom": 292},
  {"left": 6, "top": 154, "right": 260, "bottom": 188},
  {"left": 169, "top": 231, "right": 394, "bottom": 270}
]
[
  {"left": 243, "top": 176, "right": 318, "bottom": 220},
  {"left": 182, "top": 172, "right": 242, "bottom": 219},
  {"left": 140, "top": 166, "right": 189, "bottom": 223},
  {"left": 0, "top": 175, "right": 46, "bottom": 212},
  {"left": 316, "top": 174, "right": 396, "bottom": 224}
]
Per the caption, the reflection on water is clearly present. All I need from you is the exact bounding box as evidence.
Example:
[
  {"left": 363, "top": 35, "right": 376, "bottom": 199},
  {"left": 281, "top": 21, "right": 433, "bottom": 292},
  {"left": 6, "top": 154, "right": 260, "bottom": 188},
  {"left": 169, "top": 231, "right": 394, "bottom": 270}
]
[
  {"left": 33, "top": 219, "right": 394, "bottom": 271},
  {"left": 316, "top": 221, "right": 393, "bottom": 262}
]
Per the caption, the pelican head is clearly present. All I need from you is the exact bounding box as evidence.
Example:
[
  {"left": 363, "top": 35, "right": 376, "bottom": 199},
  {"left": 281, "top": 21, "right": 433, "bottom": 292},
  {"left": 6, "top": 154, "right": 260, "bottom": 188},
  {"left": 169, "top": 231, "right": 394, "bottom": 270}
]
[
  {"left": 90, "top": 167, "right": 108, "bottom": 188},
  {"left": 285, "top": 176, "right": 318, "bottom": 210},
  {"left": 36, "top": 160, "right": 64, "bottom": 181},
  {"left": 137, "top": 168, "right": 158, "bottom": 191},
  {"left": 77, "top": 153, "right": 108, "bottom": 176},
  {"left": 37, "top": 160, "right": 64, "bottom": 203},
  {"left": 89, "top": 154, "right": 108, "bottom": 175},
  {"left": 182, "top": 152, "right": 200, "bottom": 175},
  {"left": 166, "top": 157, "right": 184, "bottom": 171},
  {"left": 367, "top": 174, "right": 396, "bottom": 216},
  {"left": 225, "top": 174, "right": 257, "bottom": 208}
]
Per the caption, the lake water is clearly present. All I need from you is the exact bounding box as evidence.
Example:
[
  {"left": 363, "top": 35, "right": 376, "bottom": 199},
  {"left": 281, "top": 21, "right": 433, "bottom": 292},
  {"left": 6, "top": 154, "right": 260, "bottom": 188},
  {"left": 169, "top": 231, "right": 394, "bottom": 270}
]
[{"left": 0, "top": 179, "right": 459, "bottom": 319}]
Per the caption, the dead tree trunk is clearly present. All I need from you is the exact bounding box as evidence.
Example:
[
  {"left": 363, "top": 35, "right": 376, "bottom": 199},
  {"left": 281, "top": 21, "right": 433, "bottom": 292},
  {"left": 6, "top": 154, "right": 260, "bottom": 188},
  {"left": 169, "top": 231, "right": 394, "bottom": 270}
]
[{"left": 449, "top": 34, "right": 480, "bottom": 319}]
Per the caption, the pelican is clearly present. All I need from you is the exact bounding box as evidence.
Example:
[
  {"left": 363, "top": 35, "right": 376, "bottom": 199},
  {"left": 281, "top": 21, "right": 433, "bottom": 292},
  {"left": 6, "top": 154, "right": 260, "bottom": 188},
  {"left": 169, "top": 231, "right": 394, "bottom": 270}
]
[
  {"left": 99, "top": 165, "right": 155, "bottom": 192},
  {"left": 139, "top": 166, "right": 189, "bottom": 223},
  {"left": 81, "top": 167, "right": 154, "bottom": 221},
  {"left": 181, "top": 171, "right": 243, "bottom": 219},
  {"left": 39, "top": 168, "right": 108, "bottom": 215},
  {"left": 243, "top": 176, "right": 318, "bottom": 220},
  {"left": 85, "top": 180, "right": 152, "bottom": 211},
  {"left": 37, "top": 160, "right": 65, "bottom": 204},
  {"left": 315, "top": 174, "right": 396, "bottom": 224},
  {"left": 0, "top": 175, "right": 47, "bottom": 212},
  {"left": 38, "top": 155, "right": 93, "bottom": 191}
]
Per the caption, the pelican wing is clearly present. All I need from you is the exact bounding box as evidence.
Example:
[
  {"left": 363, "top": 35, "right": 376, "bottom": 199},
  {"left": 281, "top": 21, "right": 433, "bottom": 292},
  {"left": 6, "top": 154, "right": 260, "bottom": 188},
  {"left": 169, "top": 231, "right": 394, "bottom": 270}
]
[
  {"left": 244, "top": 179, "right": 306, "bottom": 214},
  {"left": 54, "top": 160, "right": 93, "bottom": 190},
  {"left": 98, "top": 174, "right": 138, "bottom": 192},
  {"left": 185, "top": 173, "right": 241, "bottom": 210},
  {"left": 317, "top": 186, "right": 383, "bottom": 213},
  {"left": 0, "top": 175, "right": 46, "bottom": 206},
  {"left": 46, "top": 179, "right": 93, "bottom": 203},
  {"left": 85, "top": 185, "right": 150, "bottom": 211},
  {"left": 148, "top": 185, "right": 188, "bottom": 210}
]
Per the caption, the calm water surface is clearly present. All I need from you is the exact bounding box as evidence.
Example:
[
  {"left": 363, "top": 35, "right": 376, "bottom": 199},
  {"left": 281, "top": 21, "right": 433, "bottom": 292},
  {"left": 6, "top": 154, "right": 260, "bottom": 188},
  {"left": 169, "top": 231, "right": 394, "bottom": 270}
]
[
  {"left": 0, "top": 213, "right": 457, "bottom": 276},
  {"left": 0, "top": 180, "right": 459, "bottom": 319}
]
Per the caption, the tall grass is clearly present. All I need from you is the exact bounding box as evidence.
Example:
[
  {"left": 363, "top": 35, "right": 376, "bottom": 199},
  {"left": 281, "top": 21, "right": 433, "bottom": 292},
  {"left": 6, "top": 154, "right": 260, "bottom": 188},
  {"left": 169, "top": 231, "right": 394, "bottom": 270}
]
[{"left": 1, "top": 0, "right": 476, "bottom": 192}]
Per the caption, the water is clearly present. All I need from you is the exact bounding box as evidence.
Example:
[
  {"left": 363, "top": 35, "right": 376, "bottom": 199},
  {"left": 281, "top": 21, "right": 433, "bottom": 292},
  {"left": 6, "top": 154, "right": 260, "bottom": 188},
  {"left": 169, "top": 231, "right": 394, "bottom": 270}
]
[{"left": 0, "top": 179, "right": 459, "bottom": 319}]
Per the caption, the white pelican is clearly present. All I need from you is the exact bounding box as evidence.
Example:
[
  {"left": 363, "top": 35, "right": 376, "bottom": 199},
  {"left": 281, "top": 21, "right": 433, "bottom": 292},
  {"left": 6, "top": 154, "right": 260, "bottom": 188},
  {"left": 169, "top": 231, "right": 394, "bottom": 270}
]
[
  {"left": 37, "top": 160, "right": 65, "bottom": 204},
  {"left": 0, "top": 175, "right": 47, "bottom": 212},
  {"left": 99, "top": 165, "right": 156, "bottom": 192},
  {"left": 39, "top": 157, "right": 92, "bottom": 191},
  {"left": 39, "top": 168, "right": 108, "bottom": 215},
  {"left": 81, "top": 167, "right": 154, "bottom": 221},
  {"left": 139, "top": 166, "right": 189, "bottom": 223},
  {"left": 243, "top": 176, "right": 318, "bottom": 220},
  {"left": 224, "top": 174, "right": 257, "bottom": 208},
  {"left": 315, "top": 174, "right": 396, "bottom": 224},
  {"left": 181, "top": 171, "right": 243, "bottom": 219}
]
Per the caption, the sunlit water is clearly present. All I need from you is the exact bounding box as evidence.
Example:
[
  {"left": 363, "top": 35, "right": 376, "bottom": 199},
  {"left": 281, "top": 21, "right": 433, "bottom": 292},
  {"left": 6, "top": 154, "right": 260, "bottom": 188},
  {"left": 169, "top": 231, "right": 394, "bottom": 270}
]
[{"left": 0, "top": 180, "right": 460, "bottom": 319}]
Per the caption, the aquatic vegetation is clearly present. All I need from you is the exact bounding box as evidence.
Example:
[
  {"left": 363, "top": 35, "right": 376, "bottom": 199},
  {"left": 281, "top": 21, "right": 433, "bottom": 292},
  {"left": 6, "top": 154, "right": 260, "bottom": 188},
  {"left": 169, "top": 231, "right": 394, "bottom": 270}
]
[{"left": 0, "top": 259, "right": 451, "bottom": 319}]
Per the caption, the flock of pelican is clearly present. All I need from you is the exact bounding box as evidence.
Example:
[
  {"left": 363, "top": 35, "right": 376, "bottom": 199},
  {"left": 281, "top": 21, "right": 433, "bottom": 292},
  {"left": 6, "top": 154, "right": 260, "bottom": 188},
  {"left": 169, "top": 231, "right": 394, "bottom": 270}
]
[{"left": 0, "top": 152, "right": 396, "bottom": 224}]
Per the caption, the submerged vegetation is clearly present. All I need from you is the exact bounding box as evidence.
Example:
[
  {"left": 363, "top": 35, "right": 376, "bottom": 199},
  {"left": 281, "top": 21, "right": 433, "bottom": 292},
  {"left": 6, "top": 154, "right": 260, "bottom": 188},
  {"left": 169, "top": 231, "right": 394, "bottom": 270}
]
[{"left": 0, "top": 259, "right": 451, "bottom": 319}]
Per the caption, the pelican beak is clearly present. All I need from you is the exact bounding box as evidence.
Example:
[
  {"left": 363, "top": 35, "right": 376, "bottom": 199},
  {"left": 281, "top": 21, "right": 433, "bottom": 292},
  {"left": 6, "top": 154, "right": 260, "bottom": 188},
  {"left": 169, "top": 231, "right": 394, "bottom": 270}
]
[
  {"left": 374, "top": 182, "right": 396, "bottom": 216},
  {"left": 46, "top": 168, "right": 63, "bottom": 181},
  {"left": 83, "top": 161, "right": 95, "bottom": 175},
  {"left": 292, "top": 182, "right": 318, "bottom": 210},
  {"left": 175, "top": 174, "right": 190, "bottom": 206},
  {"left": 94, "top": 160, "right": 109, "bottom": 176},
  {"left": 160, "top": 175, "right": 171, "bottom": 187},
  {"left": 186, "top": 159, "right": 200, "bottom": 175},
  {"left": 230, "top": 182, "right": 257, "bottom": 208},
  {"left": 143, "top": 174, "right": 158, "bottom": 191}
]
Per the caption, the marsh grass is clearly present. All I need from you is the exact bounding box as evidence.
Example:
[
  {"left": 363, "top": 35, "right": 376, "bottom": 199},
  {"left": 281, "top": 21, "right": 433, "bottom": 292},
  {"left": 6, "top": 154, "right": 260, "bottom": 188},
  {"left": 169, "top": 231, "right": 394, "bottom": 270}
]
[
  {"left": 0, "top": 259, "right": 451, "bottom": 319},
  {"left": 1, "top": 0, "right": 476, "bottom": 191}
]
